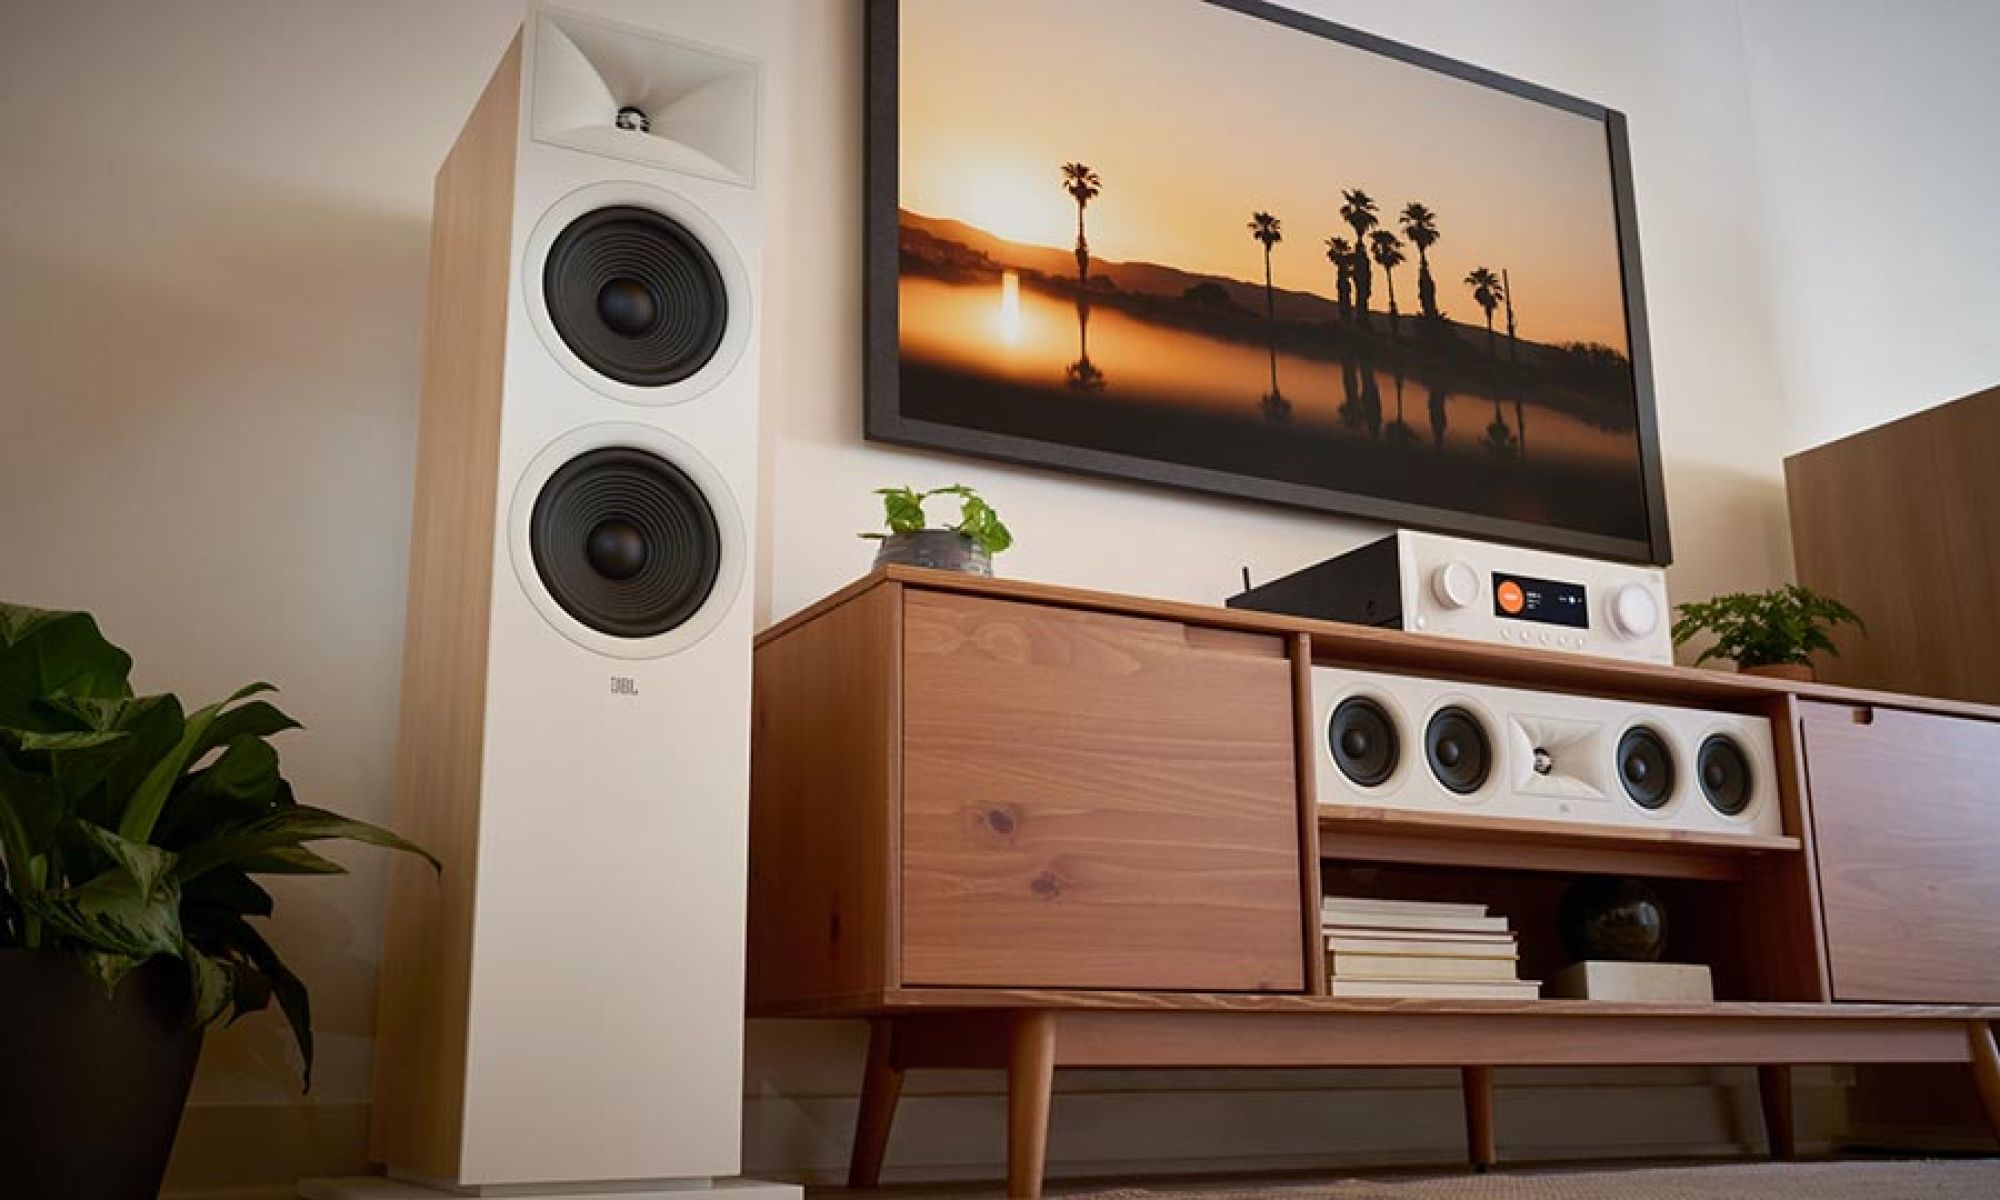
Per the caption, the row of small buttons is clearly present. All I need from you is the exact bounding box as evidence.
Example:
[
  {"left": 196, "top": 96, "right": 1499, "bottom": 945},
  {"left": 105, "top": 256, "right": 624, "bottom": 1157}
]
[{"left": 1497, "top": 628, "right": 1587, "bottom": 650}]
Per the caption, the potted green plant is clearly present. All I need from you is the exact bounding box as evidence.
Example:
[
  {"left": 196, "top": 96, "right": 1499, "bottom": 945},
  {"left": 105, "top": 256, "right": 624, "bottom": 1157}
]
[
  {"left": 1671, "top": 584, "right": 1865, "bottom": 681},
  {"left": 0, "top": 602, "right": 437, "bottom": 1200},
  {"left": 860, "top": 484, "right": 1013, "bottom": 576}
]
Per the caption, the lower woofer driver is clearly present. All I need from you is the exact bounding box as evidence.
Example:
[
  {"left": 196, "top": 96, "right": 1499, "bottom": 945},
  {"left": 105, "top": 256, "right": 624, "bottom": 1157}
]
[
  {"left": 1425, "top": 705, "right": 1492, "bottom": 795},
  {"left": 528, "top": 446, "right": 721, "bottom": 639}
]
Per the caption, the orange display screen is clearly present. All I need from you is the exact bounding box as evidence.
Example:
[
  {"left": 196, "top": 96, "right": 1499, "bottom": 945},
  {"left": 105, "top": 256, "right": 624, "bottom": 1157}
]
[{"left": 1491, "top": 572, "right": 1588, "bottom": 628}]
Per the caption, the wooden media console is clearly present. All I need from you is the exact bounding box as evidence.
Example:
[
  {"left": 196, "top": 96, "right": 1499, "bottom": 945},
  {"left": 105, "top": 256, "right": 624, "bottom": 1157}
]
[{"left": 747, "top": 567, "right": 2000, "bottom": 1198}]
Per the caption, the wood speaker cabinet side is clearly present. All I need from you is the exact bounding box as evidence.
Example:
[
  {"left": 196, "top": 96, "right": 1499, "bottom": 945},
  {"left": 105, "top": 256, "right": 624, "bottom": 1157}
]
[
  {"left": 747, "top": 582, "right": 902, "bottom": 1011},
  {"left": 1803, "top": 701, "right": 2000, "bottom": 1003},
  {"left": 369, "top": 34, "right": 522, "bottom": 1179},
  {"left": 899, "top": 590, "right": 1305, "bottom": 992}
]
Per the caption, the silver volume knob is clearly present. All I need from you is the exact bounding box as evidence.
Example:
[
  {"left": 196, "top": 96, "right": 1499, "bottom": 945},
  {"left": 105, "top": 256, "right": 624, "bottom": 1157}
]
[
  {"left": 1430, "top": 561, "right": 1480, "bottom": 610},
  {"left": 1609, "top": 583, "right": 1660, "bottom": 638}
]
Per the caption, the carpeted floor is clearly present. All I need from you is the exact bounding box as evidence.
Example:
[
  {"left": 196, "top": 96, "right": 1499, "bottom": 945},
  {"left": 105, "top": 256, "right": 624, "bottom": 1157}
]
[{"left": 832, "top": 1158, "right": 2000, "bottom": 1199}]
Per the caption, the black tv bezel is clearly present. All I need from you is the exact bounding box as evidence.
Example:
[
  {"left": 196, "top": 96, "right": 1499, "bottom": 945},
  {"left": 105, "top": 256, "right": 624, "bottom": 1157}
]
[{"left": 862, "top": 0, "right": 1672, "bottom": 566}]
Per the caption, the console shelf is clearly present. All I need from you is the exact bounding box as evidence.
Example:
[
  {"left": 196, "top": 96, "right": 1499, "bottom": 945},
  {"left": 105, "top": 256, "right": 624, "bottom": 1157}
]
[
  {"left": 1317, "top": 803, "right": 1801, "bottom": 881},
  {"left": 748, "top": 569, "right": 2000, "bottom": 1198}
]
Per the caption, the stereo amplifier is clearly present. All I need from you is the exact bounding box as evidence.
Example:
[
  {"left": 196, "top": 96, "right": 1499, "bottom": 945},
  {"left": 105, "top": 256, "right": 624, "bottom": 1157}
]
[{"left": 1229, "top": 530, "right": 1672, "bottom": 664}]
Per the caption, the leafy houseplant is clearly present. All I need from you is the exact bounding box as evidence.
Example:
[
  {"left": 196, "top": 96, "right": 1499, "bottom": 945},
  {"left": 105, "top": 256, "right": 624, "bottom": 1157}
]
[
  {"left": 860, "top": 485, "right": 1013, "bottom": 577},
  {"left": 1670, "top": 584, "right": 1865, "bottom": 680},
  {"left": 0, "top": 602, "right": 437, "bottom": 1200}
]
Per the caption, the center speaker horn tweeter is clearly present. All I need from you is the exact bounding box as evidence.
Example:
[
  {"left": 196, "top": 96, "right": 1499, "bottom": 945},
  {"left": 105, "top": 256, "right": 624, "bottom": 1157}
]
[
  {"left": 1311, "top": 666, "right": 1781, "bottom": 842},
  {"left": 356, "top": 5, "right": 794, "bottom": 1197}
]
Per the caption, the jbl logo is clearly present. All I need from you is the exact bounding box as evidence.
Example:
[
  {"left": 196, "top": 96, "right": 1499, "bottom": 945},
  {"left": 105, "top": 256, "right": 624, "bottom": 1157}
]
[{"left": 610, "top": 676, "right": 640, "bottom": 696}]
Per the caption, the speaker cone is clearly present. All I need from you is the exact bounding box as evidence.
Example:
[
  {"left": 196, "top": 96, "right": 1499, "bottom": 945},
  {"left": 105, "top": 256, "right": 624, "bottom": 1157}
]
[
  {"left": 542, "top": 205, "right": 728, "bottom": 387},
  {"left": 1617, "top": 726, "right": 1676, "bottom": 810},
  {"left": 1328, "top": 696, "right": 1399, "bottom": 788},
  {"left": 1697, "top": 734, "right": 1755, "bottom": 816},
  {"left": 1425, "top": 706, "right": 1491, "bottom": 795},
  {"left": 529, "top": 447, "right": 721, "bottom": 638}
]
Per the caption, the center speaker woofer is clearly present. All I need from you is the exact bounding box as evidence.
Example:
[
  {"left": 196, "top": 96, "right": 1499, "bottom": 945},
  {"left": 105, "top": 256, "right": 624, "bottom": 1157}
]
[
  {"left": 365, "top": 4, "right": 787, "bottom": 1197},
  {"left": 1328, "top": 695, "right": 1399, "bottom": 787},
  {"left": 1617, "top": 726, "right": 1676, "bottom": 810},
  {"left": 1698, "top": 734, "right": 1755, "bottom": 816},
  {"left": 1425, "top": 705, "right": 1492, "bottom": 795}
]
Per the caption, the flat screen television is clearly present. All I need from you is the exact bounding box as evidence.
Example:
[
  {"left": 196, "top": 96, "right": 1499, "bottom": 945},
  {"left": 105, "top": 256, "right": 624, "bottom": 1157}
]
[{"left": 864, "top": 0, "right": 1671, "bottom": 565}]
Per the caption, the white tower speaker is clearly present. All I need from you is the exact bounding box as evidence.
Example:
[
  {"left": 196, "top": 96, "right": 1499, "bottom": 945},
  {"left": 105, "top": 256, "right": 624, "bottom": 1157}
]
[{"left": 322, "top": 5, "right": 794, "bottom": 1197}]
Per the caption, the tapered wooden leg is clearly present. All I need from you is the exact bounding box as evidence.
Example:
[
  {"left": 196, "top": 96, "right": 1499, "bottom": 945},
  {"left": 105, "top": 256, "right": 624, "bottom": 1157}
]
[
  {"left": 1007, "top": 1012, "right": 1058, "bottom": 1200},
  {"left": 1758, "top": 1065, "right": 1796, "bottom": 1158},
  {"left": 847, "top": 1019, "right": 905, "bottom": 1190},
  {"left": 1462, "top": 1065, "right": 1496, "bottom": 1172},
  {"left": 1968, "top": 1022, "right": 2000, "bottom": 1145}
]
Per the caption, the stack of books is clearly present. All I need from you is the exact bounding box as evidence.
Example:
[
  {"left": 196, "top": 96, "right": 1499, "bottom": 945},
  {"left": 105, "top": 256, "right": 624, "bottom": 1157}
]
[{"left": 1322, "top": 896, "right": 1540, "bottom": 999}]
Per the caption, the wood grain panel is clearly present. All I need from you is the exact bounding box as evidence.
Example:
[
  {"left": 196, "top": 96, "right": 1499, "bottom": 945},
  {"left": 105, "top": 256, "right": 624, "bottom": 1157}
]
[
  {"left": 747, "top": 582, "right": 900, "bottom": 1011},
  {"left": 1787, "top": 386, "right": 2000, "bottom": 706},
  {"left": 763, "top": 566, "right": 2000, "bottom": 723},
  {"left": 900, "top": 591, "right": 1304, "bottom": 991},
  {"left": 1804, "top": 701, "right": 2000, "bottom": 1003},
  {"left": 1290, "top": 634, "right": 1329, "bottom": 995},
  {"left": 368, "top": 35, "right": 521, "bottom": 1181}
]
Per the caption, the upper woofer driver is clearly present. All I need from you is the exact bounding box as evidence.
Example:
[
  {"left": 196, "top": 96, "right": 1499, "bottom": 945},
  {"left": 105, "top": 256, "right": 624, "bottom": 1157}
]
[
  {"left": 542, "top": 205, "right": 729, "bottom": 387},
  {"left": 529, "top": 446, "right": 722, "bottom": 639},
  {"left": 1329, "top": 696, "right": 1400, "bottom": 788},
  {"left": 1425, "top": 705, "right": 1492, "bottom": 795}
]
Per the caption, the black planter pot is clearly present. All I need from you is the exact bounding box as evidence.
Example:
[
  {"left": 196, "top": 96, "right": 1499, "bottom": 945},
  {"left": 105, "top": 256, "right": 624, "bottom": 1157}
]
[
  {"left": 0, "top": 950, "right": 204, "bottom": 1200},
  {"left": 871, "top": 529, "right": 993, "bottom": 576}
]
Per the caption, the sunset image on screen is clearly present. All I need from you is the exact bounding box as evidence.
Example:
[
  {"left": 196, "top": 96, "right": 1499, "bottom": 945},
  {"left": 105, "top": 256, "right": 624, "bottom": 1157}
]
[{"left": 892, "top": 0, "right": 1652, "bottom": 546}]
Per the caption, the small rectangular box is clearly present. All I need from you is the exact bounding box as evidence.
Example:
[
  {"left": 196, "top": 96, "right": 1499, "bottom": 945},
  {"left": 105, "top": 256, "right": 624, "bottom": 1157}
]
[{"left": 1548, "top": 961, "right": 1714, "bottom": 1003}]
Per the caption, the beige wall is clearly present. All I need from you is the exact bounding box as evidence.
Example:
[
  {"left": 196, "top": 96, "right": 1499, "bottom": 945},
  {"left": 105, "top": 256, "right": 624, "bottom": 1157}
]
[{"left": 0, "top": 2, "right": 1986, "bottom": 1196}]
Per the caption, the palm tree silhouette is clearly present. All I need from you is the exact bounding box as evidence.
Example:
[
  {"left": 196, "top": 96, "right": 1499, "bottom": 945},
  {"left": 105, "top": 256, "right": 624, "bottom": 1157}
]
[
  {"left": 1340, "top": 189, "right": 1379, "bottom": 327},
  {"left": 1465, "top": 266, "right": 1504, "bottom": 357},
  {"left": 1428, "top": 385, "right": 1449, "bottom": 451},
  {"left": 1369, "top": 229, "right": 1406, "bottom": 339},
  {"left": 1065, "top": 295, "right": 1105, "bottom": 392},
  {"left": 1385, "top": 364, "right": 1419, "bottom": 446},
  {"left": 1502, "top": 267, "right": 1518, "bottom": 363},
  {"left": 1248, "top": 211, "right": 1284, "bottom": 402},
  {"left": 1324, "top": 236, "right": 1354, "bottom": 322},
  {"left": 1061, "top": 162, "right": 1101, "bottom": 284},
  {"left": 1400, "top": 202, "right": 1441, "bottom": 322},
  {"left": 1482, "top": 399, "right": 1519, "bottom": 457}
]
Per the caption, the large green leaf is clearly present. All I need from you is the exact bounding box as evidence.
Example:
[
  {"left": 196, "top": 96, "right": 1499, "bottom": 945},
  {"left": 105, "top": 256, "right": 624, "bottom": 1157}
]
[
  {"left": 0, "top": 604, "right": 134, "bottom": 728},
  {"left": 157, "top": 736, "right": 284, "bottom": 849},
  {"left": 181, "top": 865, "right": 274, "bottom": 919},
  {"left": 194, "top": 911, "right": 314, "bottom": 1091},
  {"left": 118, "top": 684, "right": 273, "bottom": 845},
  {"left": 233, "top": 845, "right": 347, "bottom": 875},
  {"left": 174, "top": 805, "right": 439, "bottom": 882},
  {"left": 70, "top": 821, "right": 176, "bottom": 895},
  {"left": 25, "top": 861, "right": 183, "bottom": 960}
]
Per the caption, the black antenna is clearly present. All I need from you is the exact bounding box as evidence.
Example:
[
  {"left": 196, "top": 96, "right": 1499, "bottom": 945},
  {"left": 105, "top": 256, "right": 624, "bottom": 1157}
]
[{"left": 1241, "top": 566, "right": 1253, "bottom": 591}]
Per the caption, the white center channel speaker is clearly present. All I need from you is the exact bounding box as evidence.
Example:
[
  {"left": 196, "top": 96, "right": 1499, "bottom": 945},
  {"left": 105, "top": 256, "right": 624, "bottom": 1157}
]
[
  {"left": 353, "top": 4, "right": 793, "bottom": 1197},
  {"left": 1311, "top": 667, "right": 1781, "bottom": 841}
]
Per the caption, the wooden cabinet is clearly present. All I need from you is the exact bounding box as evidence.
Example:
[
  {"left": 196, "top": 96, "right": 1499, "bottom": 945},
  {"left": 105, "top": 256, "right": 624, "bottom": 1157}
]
[
  {"left": 900, "top": 591, "right": 1304, "bottom": 991},
  {"left": 1802, "top": 701, "right": 2000, "bottom": 1003}
]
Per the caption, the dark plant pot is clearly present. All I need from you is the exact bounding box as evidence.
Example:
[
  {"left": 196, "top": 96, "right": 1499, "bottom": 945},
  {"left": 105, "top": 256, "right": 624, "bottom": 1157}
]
[
  {"left": 1741, "top": 662, "right": 1814, "bottom": 682},
  {"left": 871, "top": 529, "right": 993, "bottom": 576},
  {"left": 0, "top": 949, "right": 204, "bottom": 1200}
]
